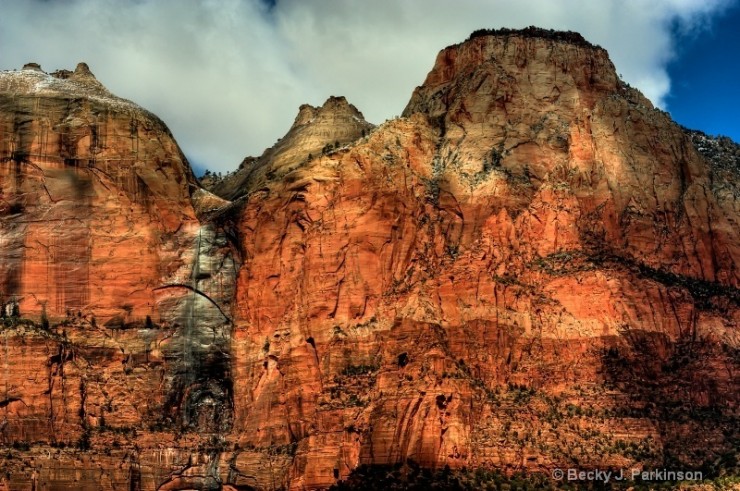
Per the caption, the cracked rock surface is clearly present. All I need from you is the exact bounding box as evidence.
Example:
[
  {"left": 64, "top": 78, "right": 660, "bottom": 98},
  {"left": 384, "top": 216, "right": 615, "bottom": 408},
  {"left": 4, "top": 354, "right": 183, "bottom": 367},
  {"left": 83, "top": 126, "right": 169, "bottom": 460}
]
[{"left": 1, "top": 29, "right": 739, "bottom": 490}]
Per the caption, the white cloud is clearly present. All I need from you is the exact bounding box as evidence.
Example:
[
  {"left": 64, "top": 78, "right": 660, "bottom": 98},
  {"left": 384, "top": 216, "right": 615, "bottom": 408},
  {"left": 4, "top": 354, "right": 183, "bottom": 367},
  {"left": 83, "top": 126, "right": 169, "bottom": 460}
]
[{"left": 0, "top": 0, "right": 733, "bottom": 173}]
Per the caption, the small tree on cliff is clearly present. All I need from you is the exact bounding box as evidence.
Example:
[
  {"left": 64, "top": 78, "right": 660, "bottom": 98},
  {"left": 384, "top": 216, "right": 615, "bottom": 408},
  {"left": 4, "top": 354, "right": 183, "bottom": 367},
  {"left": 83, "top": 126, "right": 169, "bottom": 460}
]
[{"left": 41, "top": 306, "right": 50, "bottom": 330}]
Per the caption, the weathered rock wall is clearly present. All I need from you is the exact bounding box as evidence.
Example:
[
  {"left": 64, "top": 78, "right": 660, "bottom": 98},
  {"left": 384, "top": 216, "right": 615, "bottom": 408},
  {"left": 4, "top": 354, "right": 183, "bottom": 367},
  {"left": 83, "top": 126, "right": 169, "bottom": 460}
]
[
  {"left": 0, "top": 63, "right": 199, "bottom": 322},
  {"left": 0, "top": 64, "right": 240, "bottom": 490},
  {"left": 227, "top": 32, "right": 739, "bottom": 489},
  {"left": 1, "top": 31, "right": 738, "bottom": 490}
]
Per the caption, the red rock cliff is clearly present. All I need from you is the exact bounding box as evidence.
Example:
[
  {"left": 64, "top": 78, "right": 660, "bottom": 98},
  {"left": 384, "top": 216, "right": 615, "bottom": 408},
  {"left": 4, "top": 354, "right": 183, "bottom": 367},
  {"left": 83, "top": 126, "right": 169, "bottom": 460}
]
[
  {"left": 0, "top": 63, "right": 237, "bottom": 490},
  {"left": 229, "top": 29, "right": 739, "bottom": 489},
  {"left": 0, "top": 62, "right": 200, "bottom": 322},
  {"left": 1, "top": 29, "right": 738, "bottom": 491}
]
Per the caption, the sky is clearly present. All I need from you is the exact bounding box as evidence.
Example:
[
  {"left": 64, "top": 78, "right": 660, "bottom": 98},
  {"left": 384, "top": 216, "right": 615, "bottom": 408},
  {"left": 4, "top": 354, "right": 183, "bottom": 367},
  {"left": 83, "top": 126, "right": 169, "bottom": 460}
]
[
  {"left": 0, "top": 0, "right": 737, "bottom": 175},
  {"left": 666, "top": 1, "right": 740, "bottom": 139}
]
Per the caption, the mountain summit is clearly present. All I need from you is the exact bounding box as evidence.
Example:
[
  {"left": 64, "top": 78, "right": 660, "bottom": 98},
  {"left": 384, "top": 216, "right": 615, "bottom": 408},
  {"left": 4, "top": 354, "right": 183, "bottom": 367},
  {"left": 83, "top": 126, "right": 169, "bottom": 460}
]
[
  {"left": 208, "top": 95, "right": 374, "bottom": 200},
  {"left": 0, "top": 62, "right": 200, "bottom": 320}
]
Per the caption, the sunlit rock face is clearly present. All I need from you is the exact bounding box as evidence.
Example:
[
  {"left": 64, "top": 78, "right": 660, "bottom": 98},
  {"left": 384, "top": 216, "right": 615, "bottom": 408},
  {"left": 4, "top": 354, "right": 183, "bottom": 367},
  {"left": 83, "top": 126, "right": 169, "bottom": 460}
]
[
  {"left": 209, "top": 95, "right": 375, "bottom": 200},
  {"left": 1, "top": 29, "right": 739, "bottom": 491},
  {"left": 402, "top": 29, "right": 739, "bottom": 288},
  {"left": 0, "top": 62, "right": 200, "bottom": 322},
  {"left": 228, "top": 29, "right": 739, "bottom": 489}
]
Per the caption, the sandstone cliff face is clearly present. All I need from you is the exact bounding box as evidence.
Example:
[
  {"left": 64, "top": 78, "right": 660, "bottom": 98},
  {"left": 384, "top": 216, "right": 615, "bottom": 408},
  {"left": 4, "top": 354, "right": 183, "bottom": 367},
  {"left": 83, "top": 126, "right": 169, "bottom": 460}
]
[
  {"left": 0, "top": 64, "right": 238, "bottom": 489},
  {"left": 209, "top": 96, "right": 374, "bottom": 200},
  {"left": 0, "top": 62, "right": 201, "bottom": 321},
  {"left": 1, "top": 30, "right": 739, "bottom": 491},
  {"left": 402, "top": 30, "right": 738, "bottom": 288},
  {"left": 227, "top": 30, "right": 739, "bottom": 489}
]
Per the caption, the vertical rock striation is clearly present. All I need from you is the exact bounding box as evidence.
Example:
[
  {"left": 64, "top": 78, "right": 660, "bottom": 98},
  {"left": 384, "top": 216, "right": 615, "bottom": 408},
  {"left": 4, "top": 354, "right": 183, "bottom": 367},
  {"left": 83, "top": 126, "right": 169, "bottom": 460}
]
[
  {"left": 0, "top": 63, "right": 237, "bottom": 489},
  {"left": 0, "top": 62, "right": 198, "bottom": 321}
]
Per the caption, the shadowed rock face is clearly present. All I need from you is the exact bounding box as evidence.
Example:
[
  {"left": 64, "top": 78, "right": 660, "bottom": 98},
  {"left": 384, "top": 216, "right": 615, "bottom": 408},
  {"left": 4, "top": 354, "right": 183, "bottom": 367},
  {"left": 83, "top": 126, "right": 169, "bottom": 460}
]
[{"left": 1, "top": 30, "right": 739, "bottom": 491}]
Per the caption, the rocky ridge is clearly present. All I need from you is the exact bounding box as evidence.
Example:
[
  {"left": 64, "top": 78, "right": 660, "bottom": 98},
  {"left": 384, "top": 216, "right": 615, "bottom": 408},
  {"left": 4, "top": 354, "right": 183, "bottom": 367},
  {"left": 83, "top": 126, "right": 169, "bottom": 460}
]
[{"left": 1, "top": 28, "right": 739, "bottom": 491}]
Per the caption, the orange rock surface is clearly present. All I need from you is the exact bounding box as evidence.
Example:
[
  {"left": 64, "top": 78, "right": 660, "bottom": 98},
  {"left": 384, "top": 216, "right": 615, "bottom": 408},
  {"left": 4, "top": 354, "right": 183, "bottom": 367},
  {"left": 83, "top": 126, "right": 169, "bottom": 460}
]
[
  {"left": 1, "top": 29, "right": 738, "bottom": 490},
  {"left": 1, "top": 63, "right": 237, "bottom": 489},
  {"left": 229, "top": 29, "right": 739, "bottom": 489},
  {"left": 0, "top": 62, "right": 201, "bottom": 322}
]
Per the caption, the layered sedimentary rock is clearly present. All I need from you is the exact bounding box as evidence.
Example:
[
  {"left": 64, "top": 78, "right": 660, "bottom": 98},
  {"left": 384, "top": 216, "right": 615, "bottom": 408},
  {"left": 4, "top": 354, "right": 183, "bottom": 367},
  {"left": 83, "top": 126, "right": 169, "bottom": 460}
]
[
  {"left": 227, "top": 28, "right": 739, "bottom": 489},
  {"left": 209, "top": 96, "right": 374, "bottom": 200},
  {"left": 0, "top": 64, "right": 237, "bottom": 489},
  {"left": 1, "top": 28, "right": 739, "bottom": 491},
  {"left": 0, "top": 62, "right": 201, "bottom": 321},
  {"left": 402, "top": 28, "right": 739, "bottom": 287}
]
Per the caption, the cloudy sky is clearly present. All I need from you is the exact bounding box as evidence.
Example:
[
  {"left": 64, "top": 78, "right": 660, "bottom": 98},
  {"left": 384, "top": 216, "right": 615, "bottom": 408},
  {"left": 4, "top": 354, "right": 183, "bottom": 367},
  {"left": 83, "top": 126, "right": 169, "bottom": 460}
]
[{"left": 0, "top": 0, "right": 738, "bottom": 175}]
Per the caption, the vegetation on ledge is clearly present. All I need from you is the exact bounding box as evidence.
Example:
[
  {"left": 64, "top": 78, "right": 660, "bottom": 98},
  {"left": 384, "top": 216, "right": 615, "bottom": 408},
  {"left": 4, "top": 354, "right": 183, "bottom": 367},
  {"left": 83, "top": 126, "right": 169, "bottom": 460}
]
[{"left": 466, "top": 26, "right": 601, "bottom": 50}]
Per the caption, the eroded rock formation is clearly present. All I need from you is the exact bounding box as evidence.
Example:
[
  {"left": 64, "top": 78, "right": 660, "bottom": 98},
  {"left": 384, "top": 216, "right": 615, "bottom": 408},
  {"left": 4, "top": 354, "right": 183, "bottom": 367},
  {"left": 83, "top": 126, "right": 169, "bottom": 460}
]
[
  {"left": 1, "top": 28, "right": 738, "bottom": 490},
  {"left": 0, "top": 62, "right": 201, "bottom": 321},
  {"left": 208, "top": 96, "right": 374, "bottom": 200},
  {"left": 0, "top": 63, "right": 238, "bottom": 489},
  {"left": 227, "top": 28, "right": 739, "bottom": 489}
]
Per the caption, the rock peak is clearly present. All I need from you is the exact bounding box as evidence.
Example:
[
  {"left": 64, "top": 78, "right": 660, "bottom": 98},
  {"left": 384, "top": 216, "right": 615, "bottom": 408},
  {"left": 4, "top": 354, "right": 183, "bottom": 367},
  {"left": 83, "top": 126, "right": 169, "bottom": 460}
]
[
  {"left": 322, "top": 95, "right": 349, "bottom": 107},
  {"left": 70, "top": 61, "right": 100, "bottom": 83},
  {"left": 292, "top": 95, "right": 367, "bottom": 128},
  {"left": 320, "top": 95, "right": 366, "bottom": 120},
  {"left": 74, "top": 62, "right": 93, "bottom": 76},
  {"left": 404, "top": 26, "right": 618, "bottom": 123},
  {"left": 293, "top": 104, "right": 318, "bottom": 126},
  {"left": 22, "top": 62, "right": 43, "bottom": 72},
  {"left": 211, "top": 95, "right": 374, "bottom": 199}
]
